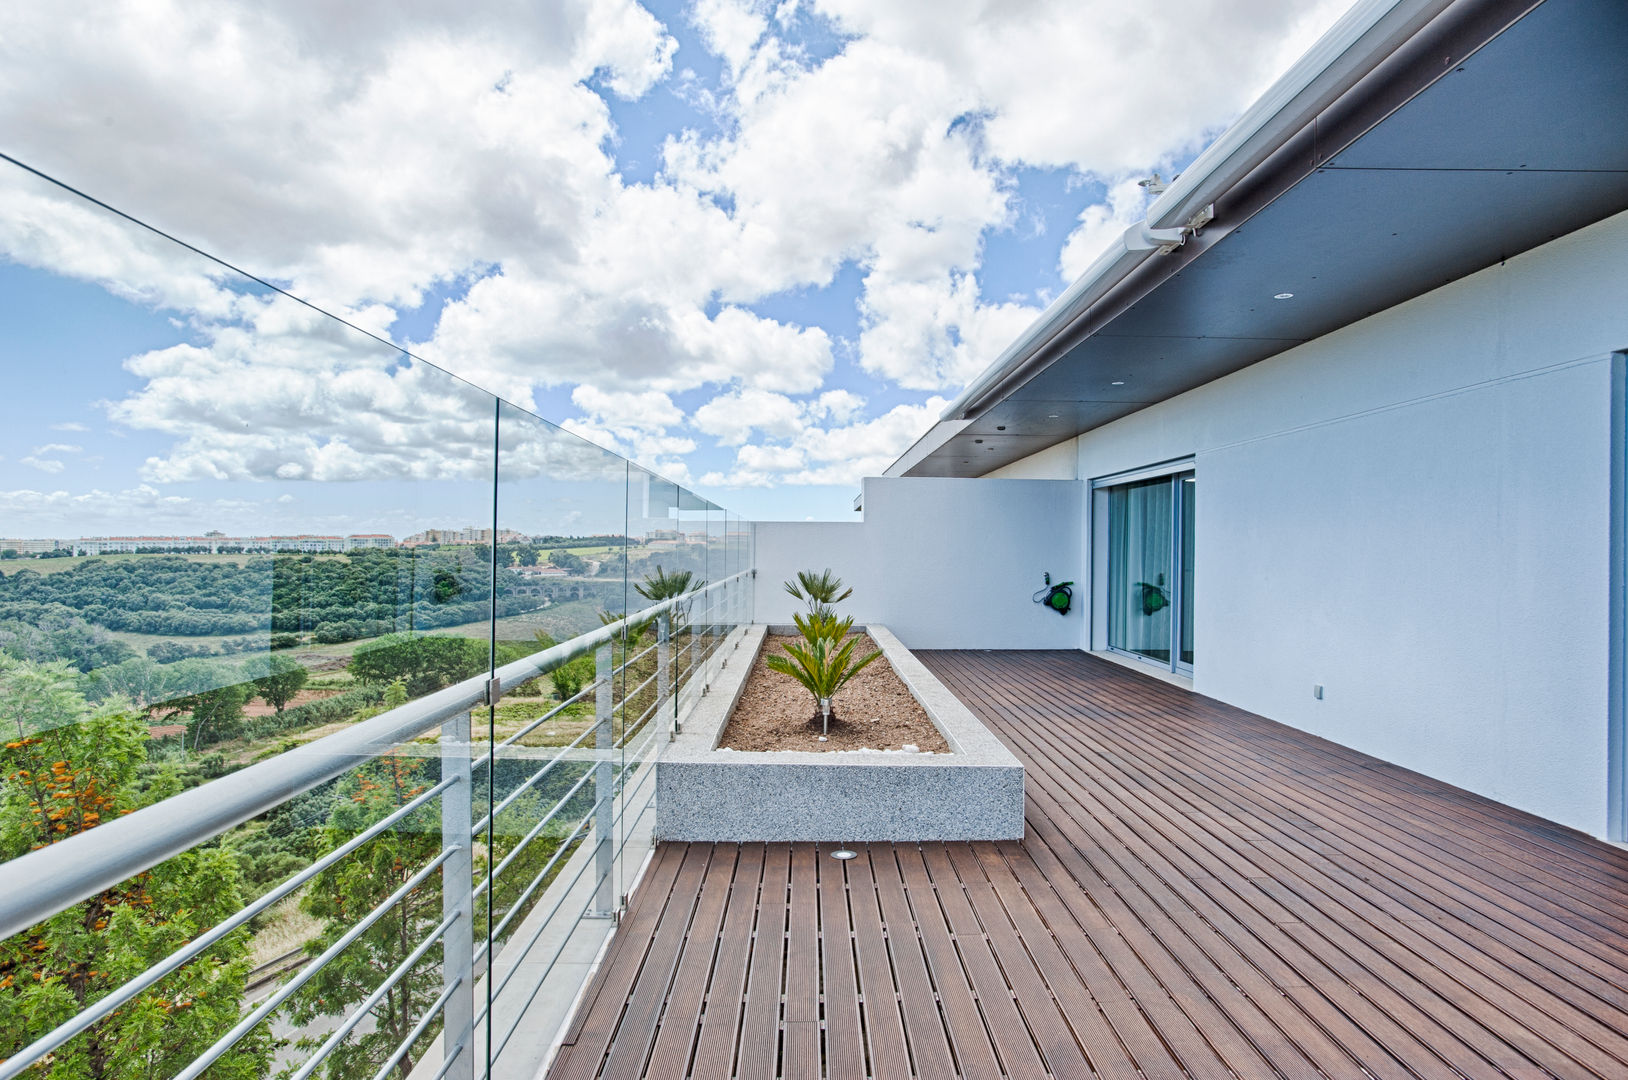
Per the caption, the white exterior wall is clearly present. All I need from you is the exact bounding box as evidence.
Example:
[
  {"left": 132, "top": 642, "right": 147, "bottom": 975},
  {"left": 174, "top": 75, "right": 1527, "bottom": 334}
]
[
  {"left": 1059, "top": 209, "right": 1628, "bottom": 836},
  {"left": 754, "top": 477, "right": 1082, "bottom": 650}
]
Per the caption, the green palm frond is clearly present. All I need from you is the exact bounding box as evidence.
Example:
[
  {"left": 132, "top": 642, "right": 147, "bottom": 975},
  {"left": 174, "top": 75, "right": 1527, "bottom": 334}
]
[
  {"left": 782, "top": 568, "right": 853, "bottom": 619},
  {"left": 764, "top": 615, "right": 882, "bottom": 717}
]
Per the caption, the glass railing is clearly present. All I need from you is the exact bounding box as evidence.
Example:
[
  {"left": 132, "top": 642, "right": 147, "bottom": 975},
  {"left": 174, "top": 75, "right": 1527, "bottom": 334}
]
[{"left": 0, "top": 153, "right": 754, "bottom": 1080}]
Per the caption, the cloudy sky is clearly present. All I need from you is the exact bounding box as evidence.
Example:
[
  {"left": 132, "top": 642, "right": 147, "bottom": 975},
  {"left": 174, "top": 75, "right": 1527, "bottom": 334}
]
[{"left": 0, "top": 0, "right": 1347, "bottom": 537}]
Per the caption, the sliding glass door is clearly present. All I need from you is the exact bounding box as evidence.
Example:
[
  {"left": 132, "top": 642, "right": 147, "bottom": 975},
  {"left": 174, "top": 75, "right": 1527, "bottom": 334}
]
[{"left": 1106, "top": 470, "right": 1195, "bottom": 673}]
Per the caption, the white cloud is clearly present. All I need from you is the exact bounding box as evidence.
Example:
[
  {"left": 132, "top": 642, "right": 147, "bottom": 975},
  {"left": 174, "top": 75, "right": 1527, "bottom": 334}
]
[
  {"left": 1058, "top": 176, "right": 1149, "bottom": 281},
  {"left": 692, "top": 388, "right": 808, "bottom": 445},
  {"left": 0, "top": 0, "right": 1354, "bottom": 512},
  {"left": 20, "top": 443, "right": 82, "bottom": 474},
  {"left": 50, "top": 422, "right": 89, "bottom": 432},
  {"left": 809, "top": 0, "right": 1352, "bottom": 173},
  {"left": 570, "top": 386, "right": 684, "bottom": 432},
  {"left": 701, "top": 396, "right": 946, "bottom": 487}
]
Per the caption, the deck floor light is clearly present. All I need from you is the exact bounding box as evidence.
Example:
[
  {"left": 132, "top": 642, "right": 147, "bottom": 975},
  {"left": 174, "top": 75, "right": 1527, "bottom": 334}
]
[{"left": 830, "top": 848, "right": 856, "bottom": 861}]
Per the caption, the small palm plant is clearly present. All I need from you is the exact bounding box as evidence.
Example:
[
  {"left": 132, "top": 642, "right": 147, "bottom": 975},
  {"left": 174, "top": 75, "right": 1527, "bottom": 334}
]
[
  {"left": 783, "top": 568, "right": 852, "bottom": 621},
  {"left": 765, "top": 612, "right": 881, "bottom": 737},
  {"left": 636, "top": 565, "right": 703, "bottom": 602}
]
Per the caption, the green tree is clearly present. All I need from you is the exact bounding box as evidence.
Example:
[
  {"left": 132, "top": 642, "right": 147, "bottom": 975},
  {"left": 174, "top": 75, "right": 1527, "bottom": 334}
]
[
  {"left": 288, "top": 755, "right": 442, "bottom": 1080},
  {"left": 165, "top": 682, "right": 251, "bottom": 751},
  {"left": 350, "top": 635, "right": 486, "bottom": 698},
  {"left": 253, "top": 656, "right": 308, "bottom": 714},
  {"left": 0, "top": 656, "right": 270, "bottom": 1080},
  {"left": 548, "top": 551, "right": 586, "bottom": 574}
]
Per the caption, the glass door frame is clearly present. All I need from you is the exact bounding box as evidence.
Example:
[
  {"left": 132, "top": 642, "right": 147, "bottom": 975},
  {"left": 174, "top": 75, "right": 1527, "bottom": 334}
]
[{"left": 1090, "top": 459, "right": 1196, "bottom": 677}]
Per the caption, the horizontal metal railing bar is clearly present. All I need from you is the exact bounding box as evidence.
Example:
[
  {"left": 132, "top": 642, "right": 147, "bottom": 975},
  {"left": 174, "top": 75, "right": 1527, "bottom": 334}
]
[
  {"left": 472, "top": 767, "right": 595, "bottom": 901},
  {"left": 428, "top": 1043, "right": 464, "bottom": 1080},
  {"left": 472, "top": 727, "right": 597, "bottom": 837},
  {"left": 473, "top": 807, "right": 603, "bottom": 1026},
  {"left": 621, "top": 639, "right": 659, "bottom": 668},
  {"left": 171, "top": 846, "right": 459, "bottom": 1080},
  {"left": 370, "top": 974, "right": 462, "bottom": 1080},
  {"left": 0, "top": 773, "right": 461, "bottom": 1080},
  {"left": 0, "top": 571, "right": 748, "bottom": 942},
  {"left": 488, "top": 754, "right": 662, "bottom": 1064},
  {"left": 288, "top": 908, "right": 461, "bottom": 1080},
  {"left": 477, "top": 683, "right": 596, "bottom": 766},
  {"left": 473, "top": 804, "right": 596, "bottom": 967},
  {"left": 477, "top": 635, "right": 651, "bottom": 770}
]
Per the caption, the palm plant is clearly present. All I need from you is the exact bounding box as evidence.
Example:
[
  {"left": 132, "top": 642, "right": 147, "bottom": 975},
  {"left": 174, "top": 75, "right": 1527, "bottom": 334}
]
[
  {"left": 782, "top": 568, "right": 852, "bottom": 620},
  {"left": 635, "top": 565, "right": 703, "bottom": 601},
  {"left": 764, "top": 612, "right": 881, "bottom": 737}
]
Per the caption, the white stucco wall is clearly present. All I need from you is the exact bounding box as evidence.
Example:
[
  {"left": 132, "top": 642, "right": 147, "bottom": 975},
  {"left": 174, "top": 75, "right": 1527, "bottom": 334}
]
[
  {"left": 753, "top": 477, "right": 1082, "bottom": 650},
  {"left": 1062, "top": 208, "right": 1628, "bottom": 836}
]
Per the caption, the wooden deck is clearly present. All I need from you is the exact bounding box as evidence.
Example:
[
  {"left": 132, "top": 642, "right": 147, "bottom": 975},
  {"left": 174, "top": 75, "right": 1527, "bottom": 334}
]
[{"left": 544, "top": 650, "right": 1628, "bottom": 1079}]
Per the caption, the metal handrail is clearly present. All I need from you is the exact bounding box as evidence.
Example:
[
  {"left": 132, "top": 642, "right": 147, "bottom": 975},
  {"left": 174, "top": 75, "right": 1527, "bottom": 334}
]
[
  {"left": 0, "top": 773, "right": 461, "bottom": 1080},
  {"left": 171, "top": 846, "right": 459, "bottom": 1080},
  {"left": 472, "top": 766, "right": 595, "bottom": 900},
  {"left": 288, "top": 909, "right": 461, "bottom": 1080},
  {"left": 0, "top": 570, "right": 749, "bottom": 942}
]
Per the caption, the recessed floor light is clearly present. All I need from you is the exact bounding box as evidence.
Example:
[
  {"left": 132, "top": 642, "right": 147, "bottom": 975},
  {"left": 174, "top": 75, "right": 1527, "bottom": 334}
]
[
  {"left": 831, "top": 849, "right": 857, "bottom": 860},
  {"left": 1274, "top": 292, "right": 1295, "bottom": 300}
]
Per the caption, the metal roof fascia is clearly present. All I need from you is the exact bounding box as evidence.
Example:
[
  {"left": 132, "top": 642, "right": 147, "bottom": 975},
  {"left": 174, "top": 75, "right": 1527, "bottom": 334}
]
[{"left": 933, "top": 0, "right": 1455, "bottom": 429}]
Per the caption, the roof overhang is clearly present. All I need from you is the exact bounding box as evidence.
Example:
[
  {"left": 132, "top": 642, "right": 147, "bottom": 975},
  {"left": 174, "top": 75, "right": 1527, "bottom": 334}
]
[{"left": 890, "top": 0, "right": 1628, "bottom": 478}]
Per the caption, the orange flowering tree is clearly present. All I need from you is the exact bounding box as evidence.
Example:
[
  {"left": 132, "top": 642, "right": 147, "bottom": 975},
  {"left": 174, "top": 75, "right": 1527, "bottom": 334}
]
[{"left": 0, "top": 656, "right": 270, "bottom": 1080}]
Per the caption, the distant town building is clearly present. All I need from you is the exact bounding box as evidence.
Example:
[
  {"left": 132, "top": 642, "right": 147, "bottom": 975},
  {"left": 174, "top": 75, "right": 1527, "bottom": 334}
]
[
  {"left": 400, "top": 526, "right": 526, "bottom": 547},
  {"left": 0, "top": 538, "right": 68, "bottom": 554}
]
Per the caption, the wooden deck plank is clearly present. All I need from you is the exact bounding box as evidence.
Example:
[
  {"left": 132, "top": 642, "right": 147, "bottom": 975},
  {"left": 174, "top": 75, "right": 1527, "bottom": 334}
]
[
  {"left": 818, "top": 845, "right": 866, "bottom": 1080},
  {"left": 866, "top": 844, "right": 972, "bottom": 1079},
  {"left": 545, "top": 649, "right": 1628, "bottom": 1080},
  {"left": 691, "top": 843, "right": 763, "bottom": 1079},
  {"left": 949, "top": 666, "right": 1504, "bottom": 1080},
  {"left": 974, "top": 653, "right": 1628, "bottom": 1076},
  {"left": 907, "top": 844, "right": 1049, "bottom": 1080},
  {"left": 597, "top": 845, "right": 716, "bottom": 1080},
  {"left": 645, "top": 844, "right": 737, "bottom": 1080},
  {"left": 967, "top": 843, "right": 1142, "bottom": 1080},
  {"left": 737, "top": 845, "right": 791, "bottom": 1080},
  {"left": 844, "top": 848, "right": 912, "bottom": 1080},
  {"left": 783, "top": 843, "right": 821, "bottom": 1080}
]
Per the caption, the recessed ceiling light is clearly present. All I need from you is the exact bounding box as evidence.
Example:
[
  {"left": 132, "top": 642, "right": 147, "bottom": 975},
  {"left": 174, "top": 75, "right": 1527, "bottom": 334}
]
[
  {"left": 995, "top": 425, "right": 1006, "bottom": 431},
  {"left": 974, "top": 439, "right": 983, "bottom": 443},
  {"left": 1274, "top": 292, "right": 1295, "bottom": 300},
  {"left": 1047, "top": 413, "right": 1060, "bottom": 419},
  {"left": 1111, "top": 380, "right": 1125, "bottom": 386}
]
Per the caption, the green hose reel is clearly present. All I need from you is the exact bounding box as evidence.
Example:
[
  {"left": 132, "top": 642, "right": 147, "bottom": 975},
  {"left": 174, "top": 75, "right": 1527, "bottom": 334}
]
[{"left": 1033, "top": 572, "right": 1074, "bottom": 616}]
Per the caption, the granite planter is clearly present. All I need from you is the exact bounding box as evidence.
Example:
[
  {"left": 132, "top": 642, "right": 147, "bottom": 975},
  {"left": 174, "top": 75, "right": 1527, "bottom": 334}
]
[{"left": 655, "top": 624, "right": 1024, "bottom": 842}]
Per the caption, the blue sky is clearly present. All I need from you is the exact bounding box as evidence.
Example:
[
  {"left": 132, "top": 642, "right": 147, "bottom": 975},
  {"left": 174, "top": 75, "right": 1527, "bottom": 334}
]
[{"left": 0, "top": 0, "right": 1345, "bottom": 538}]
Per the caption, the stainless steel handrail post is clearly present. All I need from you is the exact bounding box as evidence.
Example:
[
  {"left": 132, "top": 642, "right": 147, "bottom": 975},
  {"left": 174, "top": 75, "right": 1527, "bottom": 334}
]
[
  {"left": 657, "top": 613, "right": 672, "bottom": 738},
  {"left": 440, "top": 710, "right": 475, "bottom": 1080},
  {"left": 588, "top": 643, "right": 615, "bottom": 917}
]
